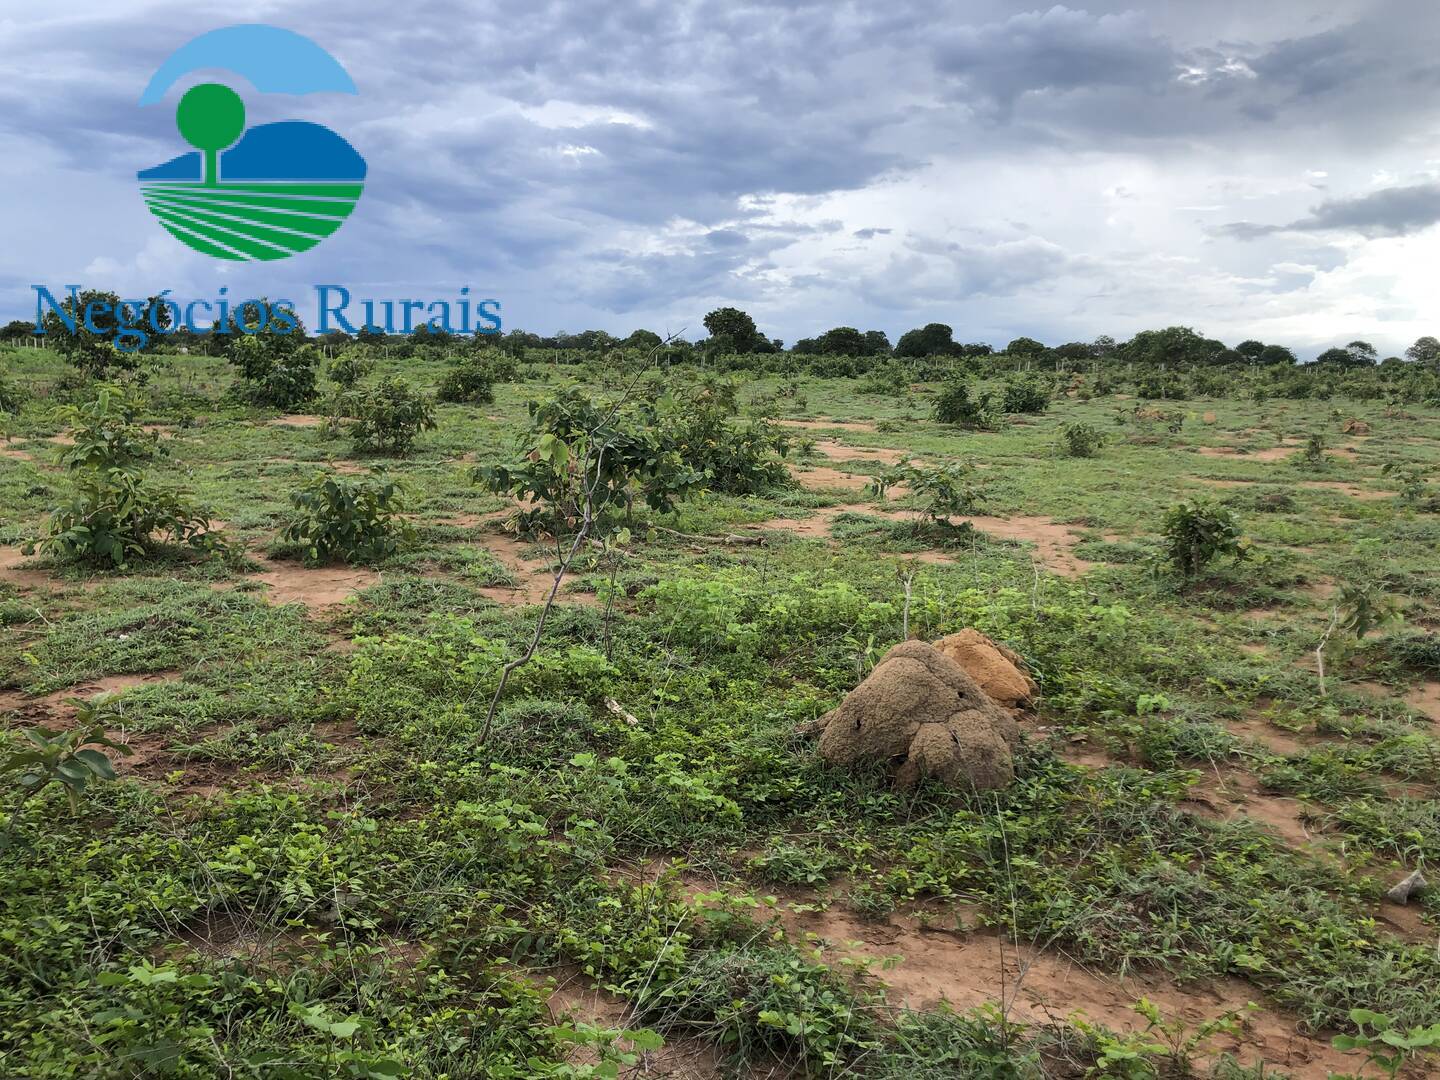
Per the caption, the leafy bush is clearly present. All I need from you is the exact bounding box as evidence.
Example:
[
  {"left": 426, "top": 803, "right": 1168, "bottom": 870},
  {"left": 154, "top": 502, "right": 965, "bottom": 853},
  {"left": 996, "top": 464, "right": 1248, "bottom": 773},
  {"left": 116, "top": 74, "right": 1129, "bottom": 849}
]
[
  {"left": 26, "top": 386, "right": 220, "bottom": 567},
  {"left": 1059, "top": 421, "right": 1105, "bottom": 457},
  {"left": 857, "top": 361, "right": 911, "bottom": 396},
  {"left": 52, "top": 384, "right": 159, "bottom": 471},
  {"left": 281, "top": 473, "right": 415, "bottom": 564},
  {"left": 32, "top": 468, "right": 219, "bottom": 567},
  {"left": 871, "top": 460, "right": 986, "bottom": 527},
  {"left": 327, "top": 349, "right": 374, "bottom": 390},
  {"left": 0, "top": 695, "right": 131, "bottom": 817},
  {"left": 933, "top": 378, "right": 999, "bottom": 429},
  {"left": 0, "top": 373, "right": 24, "bottom": 414},
  {"left": 1161, "top": 500, "right": 1247, "bottom": 578},
  {"left": 228, "top": 337, "right": 320, "bottom": 409},
  {"left": 342, "top": 376, "right": 437, "bottom": 454},
  {"left": 1002, "top": 372, "right": 1051, "bottom": 414},
  {"left": 436, "top": 358, "right": 496, "bottom": 404},
  {"left": 1297, "top": 431, "right": 1329, "bottom": 468},
  {"left": 653, "top": 380, "right": 791, "bottom": 494},
  {"left": 38, "top": 289, "right": 143, "bottom": 377},
  {"left": 482, "top": 386, "right": 701, "bottom": 534},
  {"left": 480, "top": 353, "right": 520, "bottom": 382}
]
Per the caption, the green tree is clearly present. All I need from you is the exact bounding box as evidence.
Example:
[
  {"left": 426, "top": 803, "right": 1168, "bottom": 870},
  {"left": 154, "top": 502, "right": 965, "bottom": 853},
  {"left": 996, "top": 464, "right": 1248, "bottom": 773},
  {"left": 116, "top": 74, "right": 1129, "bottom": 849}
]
[
  {"left": 702, "top": 307, "right": 761, "bottom": 353},
  {"left": 1405, "top": 336, "right": 1439, "bottom": 365},
  {"left": 40, "top": 290, "right": 139, "bottom": 377},
  {"left": 1346, "top": 340, "right": 1378, "bottom": 366},
  {"left": 624, "top": 329, "right": 663, "bottom": 351},
  {"left": 862, "top": 330, "right": 891, "bottom": 356},
  {"left": 1004, "top": 336, "right": 1048, "bottom": 358},
  {"left": 895, "top": 323, "right": 955, "bottom": 358},
  {"left": 1122, "top": 326, "right": 1222, "bottom": 366},
  {"left": 818, "top": 327, "right": 867, "bottom": 355}
]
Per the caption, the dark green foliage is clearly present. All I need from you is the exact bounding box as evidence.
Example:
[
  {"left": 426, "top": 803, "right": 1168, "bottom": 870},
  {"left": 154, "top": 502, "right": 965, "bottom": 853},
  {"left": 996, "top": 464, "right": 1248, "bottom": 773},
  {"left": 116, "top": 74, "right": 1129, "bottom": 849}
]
[
  {"left": 26, "top": 386, "right": 220, "bottom": 567},
  {"left": 0, "top": 695, "right": 131, "bottom": 816},
  {"left": 481, "top": 385, "right": 703, "bottom": 534},
  {"left": 933, "top": 377, "right": 999, "bottom": 428},
  {"left": 327, "top": 350, "right": 374, "bottom": 390},
  {"left": 225, "top": 304, "right": 318, "bottom": 409},
  {"left": 655, "top": 379, "right": 792, "bottom": 494},
  {"left": 1059, "top": 421, "right": 1105, "bottom": 457},
  {"left": 1002, "top": 372, "right": 1051, "bottom": 414},
  {"left": 0, "top": 373, "right": 24, "bottom": 414},
  {"left": 342, "top": 376, "right": 438, "bottom": 454},
  {"left": 282, "top": 473, "right": 415, "bottom": 564},
  {"left": 229, "top": 339, "right": 320, "bottom": 409},
  {"left": 39, "top": 289, "right": 142, "bottom": 377},
  {"left": 1162, "top": 500, "right": 1247, "bottom": 578},
  {"left": 436, "top": 358, "right": 496, "bottom": 404},
  {"left": 702, "top": 306, "right": 763, "bottom": 353}
]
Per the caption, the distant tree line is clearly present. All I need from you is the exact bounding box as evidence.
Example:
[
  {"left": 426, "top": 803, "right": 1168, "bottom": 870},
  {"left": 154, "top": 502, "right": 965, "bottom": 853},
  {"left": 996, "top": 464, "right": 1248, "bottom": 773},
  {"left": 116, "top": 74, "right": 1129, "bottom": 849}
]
[{"left": 6, "top": 299, "right": 1439, "bottom": 376}]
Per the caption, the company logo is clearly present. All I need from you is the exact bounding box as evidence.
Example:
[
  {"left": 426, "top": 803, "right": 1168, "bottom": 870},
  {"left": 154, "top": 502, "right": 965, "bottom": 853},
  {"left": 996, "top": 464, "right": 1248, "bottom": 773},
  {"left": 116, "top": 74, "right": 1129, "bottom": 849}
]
[{"left": 137, "top": 25, "right": 366, "bottom": 262}]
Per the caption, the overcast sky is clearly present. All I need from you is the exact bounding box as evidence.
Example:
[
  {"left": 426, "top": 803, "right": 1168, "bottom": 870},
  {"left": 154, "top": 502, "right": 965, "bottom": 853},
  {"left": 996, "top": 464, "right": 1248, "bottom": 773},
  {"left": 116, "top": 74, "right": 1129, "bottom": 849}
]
[{"left": 2, "top": 1, "right": 1438, "bottom": 357}]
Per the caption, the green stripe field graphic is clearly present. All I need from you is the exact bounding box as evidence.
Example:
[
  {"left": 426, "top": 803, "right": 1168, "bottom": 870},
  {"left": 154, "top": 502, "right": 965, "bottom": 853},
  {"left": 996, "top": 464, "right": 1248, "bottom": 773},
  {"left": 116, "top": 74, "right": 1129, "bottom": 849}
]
[{"left": 140, "top": 180, "right": 363, "bottom": 261}]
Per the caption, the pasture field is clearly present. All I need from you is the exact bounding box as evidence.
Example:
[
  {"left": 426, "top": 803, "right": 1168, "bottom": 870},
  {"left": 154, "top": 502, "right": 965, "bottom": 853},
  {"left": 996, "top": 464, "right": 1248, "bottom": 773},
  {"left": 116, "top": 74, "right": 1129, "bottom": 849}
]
[{"left": 1, "top": 344, "right": 1438, "bottom": 1078}]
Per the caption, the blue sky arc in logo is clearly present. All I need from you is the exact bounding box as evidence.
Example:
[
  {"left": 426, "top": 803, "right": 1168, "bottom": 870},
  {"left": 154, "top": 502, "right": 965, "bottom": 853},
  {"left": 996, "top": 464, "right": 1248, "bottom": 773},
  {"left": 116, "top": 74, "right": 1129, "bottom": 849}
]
[{"left": 137, "top": 25, "right": 366, "bottom": 262}]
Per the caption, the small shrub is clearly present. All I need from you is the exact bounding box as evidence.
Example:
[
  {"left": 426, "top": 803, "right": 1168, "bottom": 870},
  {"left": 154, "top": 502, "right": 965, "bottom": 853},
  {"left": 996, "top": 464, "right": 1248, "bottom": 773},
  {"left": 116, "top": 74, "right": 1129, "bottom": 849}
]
[
  {"left": 228, "top": 337, "right": 320, "bottom": 410},
  {"left": 52, "top": 384, "right": 159, "bottom": 471},
  {"left": 1332, "top": 1008, "right": 1440, "bottom": 1079},
  {"left": 871, "top": 460, "right": 986, "bottom": 527},
  {"left": 1297, "top": 431, "right": 1330, "bottom": 468},
  {"left": 480, "top": 353, "right": 520, "bottom": 383},
  {"left": 39, "top": 289, "right": 143, "bottom": 378},
  {"left": 281, "top": 472, "right": 415, "bottom": 563},
  {"left": 933, "top": 378, "right": 999, "bottom": 429},
  {"left": 1058, "top": 421, "right": 1105, "bottom": 457},
  {"left": 27, "top": 386, "right": 220, "bottom": 567},
  {"left": 342, "top": 376, "right": 437, "bottom": 454},
  {"left": 1002, "top": 372, "right": 1051, "bottom": 414},
  {"left": 0, "top": 695, "right": 132, "bottom": 817},
  {"left": 436, "top": 358, "right": 496, "bottom": 404},
  {"left": 0, "top": 373, "right": 25, "bottom": 414},
  {"left": 1383, "top": 462, "right": 1430, "bottom": 505},
  {"left": 857, "top": 361, "right": 910, "bottom": 396},
  {"left": 327, "top": 350, "right": 374, "bottom": 390},
  {"left": 1161, "top": 499, "right": 1247, "bottom": 578},
  {"left": 31, "top": 468, "right": 219, "bottom": 567}
]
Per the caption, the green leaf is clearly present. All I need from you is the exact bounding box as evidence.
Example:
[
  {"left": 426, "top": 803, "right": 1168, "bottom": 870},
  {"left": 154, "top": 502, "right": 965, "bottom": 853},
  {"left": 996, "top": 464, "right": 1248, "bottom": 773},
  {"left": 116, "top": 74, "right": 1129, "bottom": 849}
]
[{"left": 74, "top": 748, "right": 118, "bottom": 780}]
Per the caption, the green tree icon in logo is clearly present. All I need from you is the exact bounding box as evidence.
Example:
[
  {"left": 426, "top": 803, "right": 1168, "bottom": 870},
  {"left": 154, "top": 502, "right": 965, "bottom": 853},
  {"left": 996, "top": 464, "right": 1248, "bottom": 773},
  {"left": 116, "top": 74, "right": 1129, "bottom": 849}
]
[{"left": 176, "top": 83, "right": 245, "bottom": 187}]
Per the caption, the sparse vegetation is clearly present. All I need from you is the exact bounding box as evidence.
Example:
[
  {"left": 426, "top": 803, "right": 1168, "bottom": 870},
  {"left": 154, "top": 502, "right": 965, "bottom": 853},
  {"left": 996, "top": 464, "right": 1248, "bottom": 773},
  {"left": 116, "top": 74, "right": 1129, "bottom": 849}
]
[{"left": 1, "top": 332, "right": 1439, "bottom": 1078}]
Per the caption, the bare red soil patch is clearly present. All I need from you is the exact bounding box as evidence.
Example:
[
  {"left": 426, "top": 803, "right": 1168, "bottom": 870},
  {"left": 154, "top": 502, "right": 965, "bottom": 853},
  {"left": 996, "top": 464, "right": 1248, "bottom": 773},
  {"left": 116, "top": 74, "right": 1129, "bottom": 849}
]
[
  {"left": 247, "top": 563, "right": 380, "bottom": 608},
  {"left": 0, "top": 546, "right": 78, "bottom": 591},
  {"left": 810, "top": 439, "right": 908, "bottom": 465},
  {"left": 791, "top": 465, "right": 871, "bottom": 492},
  {"left": 1184, "top": 772, "right": 1319, "bottom": 851},
  {"left": 1404, "top": 681, "right": 1440, "bottom": 724},
  {"left": 0, "top": 672, "right": 180, "bottom": 717},
  {"left": 1195, "top": 446, "right": 1292, "bottom": 462},
  {"left": 774, "top": 905, "right": 1360, "bottom": 1076},
  {"left": 268, "top": 414, "right": 328, "bottom": 428},
  {"left": 961, "top": 516, "right": 1095, "bottom": 578}
]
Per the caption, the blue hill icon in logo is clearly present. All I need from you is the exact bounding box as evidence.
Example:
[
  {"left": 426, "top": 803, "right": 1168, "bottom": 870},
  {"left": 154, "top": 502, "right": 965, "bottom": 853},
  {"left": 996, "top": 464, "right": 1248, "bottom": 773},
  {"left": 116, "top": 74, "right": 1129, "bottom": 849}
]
[{"left": 137, "top": 25, "right": 366, "bottom": 262}]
